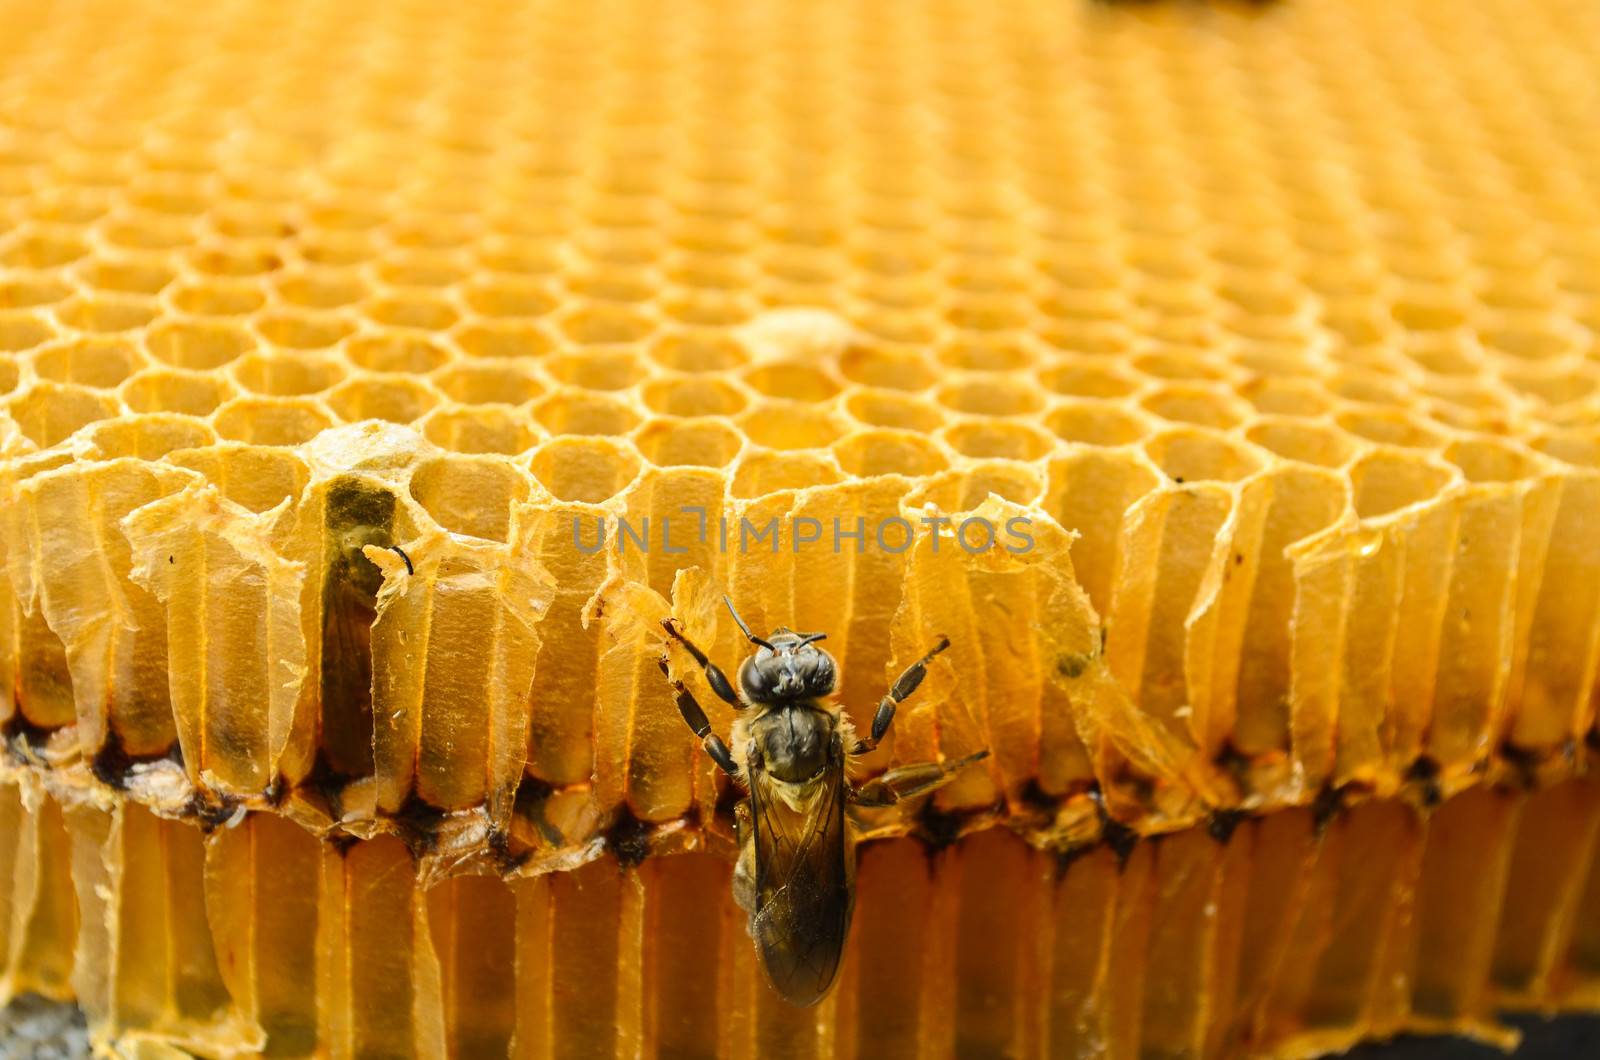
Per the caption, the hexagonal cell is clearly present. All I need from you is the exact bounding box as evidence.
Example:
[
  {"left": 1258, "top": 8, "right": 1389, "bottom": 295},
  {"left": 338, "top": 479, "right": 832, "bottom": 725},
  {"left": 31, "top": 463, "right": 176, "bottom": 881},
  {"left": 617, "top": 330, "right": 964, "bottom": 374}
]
[
  {"left": 838, "top": 342, "right": 937, "bottom": 391},
  {"left": 1244, "top": 419, "right": 1359, "bottom": 468},
  {"left": 660, "top": 289, "right": 755, "bottom": 326},
  {"left": 1, "top": 231, "right": 88, "bottom": 268},
  {"left": 855, "top": 308, "right": 937, "bottom": 345},
  {"left": 430, "top": 362, "right": 544, "bottom": 407},
  {"left": 231, "top": 351, "right": 346, "bottom": 397},
  {"left": 1046, "top": 402, "right": 1151, "bottom": 447},
  {"left": 255, "top": 311, "right": 354, "bottom": 351},
  {"left": 121, "top": 366, "right": 236, "bottom": 416},
  {"left": 1501, "top": 364, "right": 1596, "bottom": 408},
  {"left": 454, "top": 320, "right": 554, "bottom": 360},
  {"left": 83, "top": 413, "right": 215, "bottom": 460},
  {"left": 1139, "top": 384, "right": 1251, "bottom": 430},
  {"left": 0, "top": 277, "right": 72, "bottom": 309},
  {"left": 729, "top": 450, "right": 843, "bottom": 499},
  {"left": 1480, "top": 321, "right": 1578, "bottom": 361},
  {"left": 1238, "top": 377, "right": 1334, "bottom": 417},
  {"left": 1350, "top": 448, "right": 1457, "bottom": 520},
  {"left": 325, "top": 375, "right": 440, "bottom": 425},
  {"left": 410, "top": 455, "right": 531, "bottom": 542},
  {"left": 1330, "top": 369, "right": 1413, "bottom": 409},
  {"left": 739, "top": 360, "right": 842, "bottom": 405},
  {"left": 0, "top": 310, "right": 57, "bottom": 352},
  {"left": 953, "top": 461, "right": 1044, "bottom": 508},
  {"left": 944, "top": 296, "right": 1030, "bottom": 333},
  {"left": 274, "top": 272, "right": 365, "bottom": 310},
  {"left": 1142, "top": 428, "right": 1265, "bottom": 484},
  {"left": 1390, "top": 292, "right": 1469, "bottom": 333},
  {"left": 649, "top": 331, "right": 750, "bottom": 373},
  {"left": 1320, "top": 306, "right": 1391, "bottom": 346},
  {"left": 558, "top": 304, "right": 656, "bottom": 346},
  {"left": 346, "top": 333, "right": 452, "bottom": 374},
  {"left": 1443, "top": 437, "right": 1543, "bottom": 484},
  {"left": 1130, "top": 349, "right": 1235, "bottom": 383},
  {"left": 1037, "top": 320, "right": 1135, "bottom": 357},
  {"left": 421, "top": 406, "right": 537, "bottom": 456},
  {"left": 544, "top": 349, "right": 650, "bottom": 392},
  {"left": 664, "top": 254, "right": 756, "bottom": 292},
  {"left": 363, "top": 294, "right": 460, "bottom": 331},
  {"left": 635, "top": 419, "right": 743, "bottom": 469},
  {"left": 567, "top": 269, "right": 658, "bottom": 304},
  {"left": 531, "top": 390, "right": 642, "bottom": 437},
  {"left": 934, "top": 377, "right": 1045, "bottom": 417},
  {"left": 931, "top": 335, "right": 1030, "bottom": 372},
  {"left": 6, "top": 382, "right": 122, "bottom": 448},
  {"left": 209, "top": 202, "right": 291, "bottom": 239},
  {"left": 736, "top": 403, "right": 848, "bottom": 451},
  {"left": 168, "top": 279, "right": 267, "bottom": 317},
  {"left": 940, "top": 421, "right": 1054, "bottom": 461},
  {"left": 52, "top": 295, "right": 158, "bottom": 335},
  {"left": 297, "top": 231, "right": 375, "bottom": 267},
  {"left": 460, "top": 278, "right": 557, "bottom": 319},
  {"left": 1403, "top": 335, "right": 1484, "bottom": 377},
  {"left": 372, "top": 253, "right": 469, "bottom": 291},
  {"left": 212, "top": 396, "right": 336, "bottom": 446},
  {"left": 75, "top": 259, "right": 175, "bottom": 297},
  {"left": 167, "top": 443, "right": 312, "bottom": 513},
  {"left": 1336, "top": 408, "right": 1447, "bottom": 450},
  {"left": 842, "top": 388, "right": 948, "bottom": 433},
  {"left": 1532, "top": 428, "right": 1600, "bottom": 470},
  {"left": 640, "top": 375, "right": 748, "bottom": 418},
  {"left": 832, "top": 429, "right": 949, "bottom": 478},
  {"left": 30, "top": 336, "right": 139, "bottom": 388},
  {"left": 190, "top": 243, "right": 284, "bottom": 277},
  {"left": 527, "top": 436, "right": 642, "bottom": 503},
  {"left": 102, "top": 216, "right": 193, "bottom": 252}
]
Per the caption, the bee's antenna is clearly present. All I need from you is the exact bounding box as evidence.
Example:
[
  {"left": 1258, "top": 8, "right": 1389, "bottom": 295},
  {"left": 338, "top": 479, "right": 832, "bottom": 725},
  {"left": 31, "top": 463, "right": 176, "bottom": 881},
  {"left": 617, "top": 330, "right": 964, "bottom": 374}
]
[
  {"left": 724, "top": 594, "right": 775, "bottom": 651},
  {"left": 797, "top": 632, "right": 827, "bottom": 646}
]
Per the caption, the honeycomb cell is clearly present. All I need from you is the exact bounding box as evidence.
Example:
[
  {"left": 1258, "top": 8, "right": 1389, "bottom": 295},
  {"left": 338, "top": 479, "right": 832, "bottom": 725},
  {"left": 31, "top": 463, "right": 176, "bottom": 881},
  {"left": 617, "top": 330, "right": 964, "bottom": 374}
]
[
  {"left": 30, "top": 336, "right": 138, "bottom": 388},
  {"left": 838, "top": 342, "right": 938, "bottom": 390},
  {"left": 729, "top": 449, "right": 843, "bottom": 498},
  {"left": 254, "top": 310, "right": 354, "bottom": 351},
  {"left": 1047, "top": 401, "right": 1151, "bottom": 447},
  {"left": 532, "top": 390, "right": 643, "bottom": 437},
  {"left": 1143, "top": 427, "right": 1265, "bottom": 484},
  {"left": 545, "top": 349, "right": 651, "bottom": 392},
  {"left": 942, "top": 421, "right": 1055, "bottom": 461},
  {"left": 212, "top": 396, "right": 335, "bottom": 445},
  {"left": 0, "top": 277, "right": 72, "bottom": 309},
  {"left": 1245, "top": 418, "right": 1360, "bottom": 468},
  {"left": 167, "top": 279, "right": 267, "bottom": 317},
  {"left": 635, "top": 418, "right": 743, "bottom": 469},
  {"left": 52, "top": 295, "right": 159, "bottom": 335},
  {"left": 1349, "top": 448, "right": 1457, "bottom": 520},
  {"left": 144, "top": 319, "right": 254, "bottom": 370},
  {"left": 346, "top": 333, "right": 452, "bottom": 374},
  {"left": 462, "top": 278, "right": 558, "bottom": 319},
  {"left": 558, "top": 304, "right": 655, "bottom": 346},
  {"left": 82, "top": 413, "right": 215, "bottom": 460},
  {"left": 410, "top": 455, "right": 531, "bottom": 542},
  {"left": 273, "top": 272, "right": 365, "bottom": 310},
  {"left": 833, "top": 429, "right": 949, "bottom": 478},
  {"left": 527, "top": 436, "right": 642, "bottom": 503},
  {"left": 74, "top": 259, "right": 176, "bottom": 296},
  {"left": 640, "top": 375, "right": 747, "bottom": 418},
  {"left": 363, "top": 294, "right": 459, "bottom": 331},
  {"left": 736, "top": 403, "right": 848, "bottom": 451},
  {"left": 935, "top": 377, "right": 1045, "bottom": 417},
  {"left": 6, "top": 381, "right": 123, "bottom": 448},
  {"left": 120, "top": 367, "right": 236, "bottom": 417},
  {"left": 0, "top": 310, "right": 56, "bottom": 352},
  {"left": 231, "top": 351, "right": 345, "bottom": 397},
  {"left": 454, "top": 320, "right": 554, "bottom": 359},
  {"left": 166, "top": 443, "right": 310, "bottom": 513},
  {"left": 422, "top": 405, "right": 538, "bottom": 456},
  {"left": 325, "top": 375, "right": 440, "bottom": 425},
  {"left": 1139, "top": 384, "right": 1252, "bottom": 430}
]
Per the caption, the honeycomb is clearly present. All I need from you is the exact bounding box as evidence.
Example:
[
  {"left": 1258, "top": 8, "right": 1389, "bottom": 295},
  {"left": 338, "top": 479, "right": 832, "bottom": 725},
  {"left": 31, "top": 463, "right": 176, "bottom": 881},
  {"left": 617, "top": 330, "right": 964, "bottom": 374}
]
[{"left": 1, "top": 0, "right": 1600, "bottom": 1054}]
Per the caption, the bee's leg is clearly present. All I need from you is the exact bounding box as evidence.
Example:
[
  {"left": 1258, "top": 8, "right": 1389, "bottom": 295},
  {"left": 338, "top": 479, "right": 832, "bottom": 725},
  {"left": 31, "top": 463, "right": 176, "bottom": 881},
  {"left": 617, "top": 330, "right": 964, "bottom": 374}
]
[
  {"left": 658, "top": 658, "right": 740, "bottom": 777},
  {"left": 662, "top": 618, "right": 742, "bottom": 708},
  {"left": 851, "top": 636, "right": 951, "bottom": 754},
  {"left": 849, "top": 751, "right": 988, "bottom": 807}
]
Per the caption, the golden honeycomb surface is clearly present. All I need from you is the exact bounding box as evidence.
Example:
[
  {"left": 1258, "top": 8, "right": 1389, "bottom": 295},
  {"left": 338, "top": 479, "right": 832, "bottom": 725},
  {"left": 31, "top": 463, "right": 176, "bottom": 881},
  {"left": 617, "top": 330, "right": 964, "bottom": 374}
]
[{"left": 2, "top": 0, "right": 1600, "bottom": 1055}]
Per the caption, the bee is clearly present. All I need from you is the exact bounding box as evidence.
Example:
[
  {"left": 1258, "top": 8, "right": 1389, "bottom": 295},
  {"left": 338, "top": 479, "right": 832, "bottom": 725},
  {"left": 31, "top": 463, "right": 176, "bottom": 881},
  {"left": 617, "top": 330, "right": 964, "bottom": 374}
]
[{"left": 660, "top": 596, "right": 988, "bottom": 1007}]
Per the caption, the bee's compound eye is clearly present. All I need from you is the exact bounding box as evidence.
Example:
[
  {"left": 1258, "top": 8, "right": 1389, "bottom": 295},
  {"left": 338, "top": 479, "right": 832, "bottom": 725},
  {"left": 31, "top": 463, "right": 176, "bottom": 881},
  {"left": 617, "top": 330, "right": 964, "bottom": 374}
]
[{"left": 739, "top": 655, "right": 769, "bottom": 700}]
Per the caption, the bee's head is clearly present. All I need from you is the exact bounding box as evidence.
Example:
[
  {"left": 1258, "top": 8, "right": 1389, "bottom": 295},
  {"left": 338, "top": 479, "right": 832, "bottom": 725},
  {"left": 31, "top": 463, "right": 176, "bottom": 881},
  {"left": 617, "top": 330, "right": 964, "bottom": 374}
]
[{"left": 737, "top": 628, "right": 836, "bottom": 703}]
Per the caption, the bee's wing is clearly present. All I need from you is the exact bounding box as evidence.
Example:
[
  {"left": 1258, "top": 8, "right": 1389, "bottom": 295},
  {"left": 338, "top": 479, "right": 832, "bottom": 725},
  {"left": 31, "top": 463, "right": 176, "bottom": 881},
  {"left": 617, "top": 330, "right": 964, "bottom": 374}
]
[
  {"left": 319, "top": 562, "right": 378, "bottom": 772},
  {"left": 748, "top": 734, "right": 852, "bottom": 1007}
]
